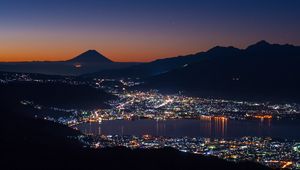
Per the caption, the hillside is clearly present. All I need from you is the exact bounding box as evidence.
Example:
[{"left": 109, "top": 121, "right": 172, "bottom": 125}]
[
  {"left": 85, "top": 52, "right": 204, "bottom": 78},
  {"left": 0, "top": 108, "right": 272, "bottom": 170},
  {"left": 0, "top": 81, "right": 116, "bottom": 109},
  {"left": 143, "top": 41, "right": 300, "bottom": 102}
]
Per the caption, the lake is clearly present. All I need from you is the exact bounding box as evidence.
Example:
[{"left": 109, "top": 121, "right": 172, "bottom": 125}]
[{"left": 74, "top": 118, "right": 300, "bottom": 140}]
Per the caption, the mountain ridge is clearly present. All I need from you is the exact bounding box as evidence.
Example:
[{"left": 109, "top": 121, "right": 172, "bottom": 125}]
[
  {"left": 66, "top": 50, "right": 113, "bottom": 63},
  {"left": 86, "top": 40, "right": 298, "bottom": 78},
  {"left": 141, "top": 40, "right": 300, "bottom": 102}
]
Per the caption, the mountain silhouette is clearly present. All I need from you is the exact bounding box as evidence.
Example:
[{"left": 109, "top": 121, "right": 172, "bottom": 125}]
[
  {"left": 67, "top": 50, "right": 113, "bottom": 63},
  {"left": 86, "top": 41, "right": 279, "bottom": 78},
  {"left": 143, "top": 40, "right": 300, "bottom": 102},
  {"left": 247, "top": 40, "right": 271, "bottom": 49},
  {"left": 85, "top": 51, "right": 206, "bottom": 78},
  {"left": 0, "top": 50, "right": 137, "bottom": 75}
]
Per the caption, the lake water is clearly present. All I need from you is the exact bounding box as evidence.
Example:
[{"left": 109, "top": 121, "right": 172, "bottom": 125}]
[{"left": 75, "top": 118, "right": 300, "bottom": 140}]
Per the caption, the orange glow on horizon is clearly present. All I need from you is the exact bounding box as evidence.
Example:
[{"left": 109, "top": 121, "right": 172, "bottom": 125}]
[
  {"left": 0, "top": 49, "right": 202, "bottom": 63},
  {"left": 0, "top": 53, "right": 170, "bottom": 63},
  {"left": 0, "top": 35, "right": 214, "bottom": 62},
  {"left": 0, "top": 28, "right": 270, "bottom": 63}
]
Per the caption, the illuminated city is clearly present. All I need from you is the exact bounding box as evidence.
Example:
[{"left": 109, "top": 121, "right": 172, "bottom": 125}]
[
  {"left": 2, "top": 72, "right": 300, "bottom": 169},
  {"left": 1, "top": 1, "right": 300, "bottom": 170}
]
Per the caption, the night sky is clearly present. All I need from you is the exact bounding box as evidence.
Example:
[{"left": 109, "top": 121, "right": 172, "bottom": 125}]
[{"left": 0, "top": 0, "right": 300, "bottom": 62}]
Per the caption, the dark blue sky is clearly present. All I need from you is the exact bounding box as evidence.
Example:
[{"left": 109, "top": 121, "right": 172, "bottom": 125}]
[{"left": 1, "top": 0, "right": 300, "bottom": 61}]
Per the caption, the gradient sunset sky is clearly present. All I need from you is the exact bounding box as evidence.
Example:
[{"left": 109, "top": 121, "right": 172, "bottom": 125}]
[{"left": 1, "top": 0, "right": 300, "bottom": 62}]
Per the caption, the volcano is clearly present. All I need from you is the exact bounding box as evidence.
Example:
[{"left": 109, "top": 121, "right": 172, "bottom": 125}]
[{"left": 67, "top": 50, "right": 113, "bottom": 63}]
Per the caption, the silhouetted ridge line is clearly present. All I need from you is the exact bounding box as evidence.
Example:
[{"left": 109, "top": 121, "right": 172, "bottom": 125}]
[
  {"left": 67, "top": 50, "right": 113, "bottom": 63},
  {"left": 141, "top": 40, "right": 300, "bottom": 103}
]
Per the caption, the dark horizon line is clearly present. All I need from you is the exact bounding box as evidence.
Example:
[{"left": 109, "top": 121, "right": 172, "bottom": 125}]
[{"left": 0, "top": 40, "right": 298, "bottom": 63}]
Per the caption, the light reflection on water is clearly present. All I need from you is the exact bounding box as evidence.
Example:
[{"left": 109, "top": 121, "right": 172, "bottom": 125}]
[{"left": 75, "top": 117, "right": 300, "bottom": 140}]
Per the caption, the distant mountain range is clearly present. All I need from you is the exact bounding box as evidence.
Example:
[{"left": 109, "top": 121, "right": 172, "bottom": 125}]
[
  {"left": 0, "top": 50, "right": 138, "bottom": 75},
  {"left": 85, "top": 50, "right": 205, "bottom": 78},
  {"left": 88, "top": 40, "right": 300, "bottom": 79},
  {"left": 83, "top": 40, "right": 300, "bottom": 102},
  {"left": 142, "top": 41, "right": 300, "bottom": 102},
  {"left": 1, "top": 41, "right": 300, "bottom": 102}
]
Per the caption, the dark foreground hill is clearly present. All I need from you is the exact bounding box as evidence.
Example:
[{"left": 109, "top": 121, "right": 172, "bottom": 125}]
[
  {"left": 0, "top": 108, "right": 272, "bottom": 170},
  {"left": 0, "top": 81, "right": 116, "bottom": 109}
]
